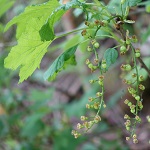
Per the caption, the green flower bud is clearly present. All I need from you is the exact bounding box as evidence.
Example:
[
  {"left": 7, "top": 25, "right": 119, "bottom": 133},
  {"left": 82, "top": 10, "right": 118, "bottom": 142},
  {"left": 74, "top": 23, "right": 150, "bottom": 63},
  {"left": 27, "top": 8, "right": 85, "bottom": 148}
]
[
  {"left": 89, "top": 80, "right": 95, "bottom": 84},
  {"left": 132, "top": 35, "right": 138, "bottom": 43},
  {"left": 126, "top": 126, "right": 130, "bottom": 131},
  {"left": 89, "top": 97, "right": 94, "bottom": 102},
  {"left": 98, "top": 80, "right": 103, "bottom": 85},
  {"left": 81, "top": 116, "right": 87, "bottom": 121},
  {"left": 86, "top": 104, "right": 90, "bottom": 109},
  {"left": 102, "top": 20, "right": 108, "bottom": 26},
  {"left": 120, "top": 45, "right": 126, "bottom": 52},
  {"left": 139, "top": 75, "right": 144, "bottom": 81},
  {"left": 128, "top": 102, "right": 132, "bottom": 106},
  {"left": 93, "top": 102, "right": 100, "bottom": 109},
  {"left": 135, "top": 52, "right": 140, "bottom": 58},
  {"left": 94, "top": 42, "right": 100, "bottom": 48},
  {"left": 124, "top": 99, "right": 129, "bottom": 104},
  {"left": 96, "top": 92, "right": 102, "bottom": 97},
  {"left": 126, "top": 38, "right": 131, "bottom": 45},
  {"left": 94, "top": 115, "right": 101, "bottom": 123},
  {"left": 139, "top": 84, "right": 145, "bottom": 90},
  {"left": 85, "top": 59, "right": 90, "bottom": 65},
  {"left": 125, "top": 64, "right": 132, "bottom": 71},
  {"left": 102, "top": 63, "right": 107, "bottom": 69},
  {"left": 88, "top": 63, "right": 93, "bottom": 69},
  {"left": 87, "top": 46, "right": 92, "bottom": 52},
  {"left": 121, "top": 0, "right": 126, "bottom": 4},
  {"left": 131, "top": 109, "right": 135, "bottom": 113},
  {"left": 135, "top": 95, "right": 140, "bottom": 101}
]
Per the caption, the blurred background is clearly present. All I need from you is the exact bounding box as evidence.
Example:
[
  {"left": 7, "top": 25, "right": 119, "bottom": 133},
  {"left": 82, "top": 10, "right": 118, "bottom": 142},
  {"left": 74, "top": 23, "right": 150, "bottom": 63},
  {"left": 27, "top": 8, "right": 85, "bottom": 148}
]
[{"left": 0, "top": 0, "right": 150, "bottom": 150}]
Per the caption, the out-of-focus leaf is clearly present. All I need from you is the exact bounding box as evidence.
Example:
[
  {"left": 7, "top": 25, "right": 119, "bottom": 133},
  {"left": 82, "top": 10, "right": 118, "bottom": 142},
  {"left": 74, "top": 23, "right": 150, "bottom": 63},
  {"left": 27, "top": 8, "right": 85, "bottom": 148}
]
[
  {"left": 53, "top": 129, "right": 85, "bottom": 150},
  {"left": 65, "top": 83, "right": 98, "bottom": 117},
  {"left": 21, "top": 113, "right": 45, "bottom": 139},
  {"left": 146, "top": 5, "right": 150, "bottom": 13},
  {"left": 123, "top": 0, "right": 142, "bottom": 7},
  {"left": 82, "top": 143, "right": 97, "bottom": 150},
  {"left": 0, "top": 0, "right": 15, "bottom": 17},
  {"left": 141, "top": 26, "right": 150, "bottom": 43}
]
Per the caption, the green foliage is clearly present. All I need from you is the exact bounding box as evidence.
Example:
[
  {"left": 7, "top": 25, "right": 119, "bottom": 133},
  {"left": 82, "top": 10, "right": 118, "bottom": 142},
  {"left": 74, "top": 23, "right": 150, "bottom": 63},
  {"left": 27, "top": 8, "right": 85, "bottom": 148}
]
[
  {"left": 2, "top": 0, "right": 150, "bottom": 147},
  {"left": 108, "top": 0, "right": 141, "bottom": 16},
  {"left": 103, "top": 48, "right": 118, "bottom": 70},
  {"left": 53, "top": 129, "right": 85, "bottom": 150},
  {"left": 146, "top": 4, "right": 150, "bottom": 13},
  {"left": 4, "top": 0, "right": 60, "bottom": 83},
  {"left": 141, "top": 26, "right": 150, "bottom": 43},
  {"left": 40, "top": 0, "right": 86, "bottom": 41},
  {"left": 124, "top": 0, "right": 142, "bottom": 7},
  {"left": 4, "top": 0, "right": 87, "bottom": 83},
  {"left": 44, "top": 45, "right": 78, "bottom": 81},
  {"left": 0, "top": 0, "right": 15, "bottom": 17},
  {"left": 65, "top": 84, "right": 98, "bottom": 117}
]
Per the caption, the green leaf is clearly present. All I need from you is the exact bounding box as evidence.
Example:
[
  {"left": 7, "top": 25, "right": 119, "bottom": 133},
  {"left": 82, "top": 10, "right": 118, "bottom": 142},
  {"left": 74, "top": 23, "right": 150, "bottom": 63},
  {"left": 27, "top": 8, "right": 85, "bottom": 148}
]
[
  {"left": 138, "top": 1, "right": 150, "bottom": 6},
  {"left": 103, "top": 48, "right": 118, "bottom": 70},
  {"left": 44, "top": 45, "right": 78, "bottom": 81},
  {"left": 141, "top": 26, "right": 150, "bottom": 43},
  {"left": 21, "top": 113, "right": 45, "bottom": 139},
  {"left": 5, "top": 0, "right": 60, "bottom": 34},
  {"left": 39, "top": 6, "right": 65, "bottom": 41},
  {"left": 4, "top": 0, "right": 60, "bottom": 83},
  {"left": 124, "top": 0, "right": 142, "bottom": 7},
  {"left": 108, "top": 0, "right": 142, "bottom": 15},
  {"left": 0, "top": 0, "right": 15, "bottom": 17},
  {"left": 39, "top": 0, "right": 85, "bottom": 41},
  {"left": 146, "top": 5, "right": 150, "bottom": 13}
]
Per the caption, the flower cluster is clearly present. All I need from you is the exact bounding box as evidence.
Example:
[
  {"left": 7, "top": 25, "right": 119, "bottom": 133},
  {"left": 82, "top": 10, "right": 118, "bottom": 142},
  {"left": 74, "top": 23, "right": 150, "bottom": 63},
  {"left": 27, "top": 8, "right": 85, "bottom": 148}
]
[
  {"left": 71, "top": 2, "right": 148, "bottom": 142},
  {"left": 72, "top": 19, "right": 108, "bottom": 138},
  {"left": 120, "top": 31, "right": 145, "bottom": 142}
]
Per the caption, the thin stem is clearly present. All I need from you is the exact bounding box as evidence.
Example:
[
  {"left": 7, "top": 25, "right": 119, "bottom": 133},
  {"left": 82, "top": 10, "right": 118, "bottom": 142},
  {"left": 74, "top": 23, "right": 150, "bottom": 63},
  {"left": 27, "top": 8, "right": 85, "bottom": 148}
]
[
  {"left": 130, "top": 45, "right": 140, "bottom": 137},
  {"left": 55, "top": 27, "right": 88, "bottom": 39},
  {"left": 131, "top": 45, "right": 140, "bottom": 92},
  {"left": 101, "top": 28, "right": 120, "bottom": 43},
  {"left": 93, "top": 47, "right": 99, "bottom": 60},
  {"left": 94, "top": 26, "right": 101, "bottom": 37},
  {"left": 96, "top": 94, "right": 104, "bottom": 116},
  {"left": 121, "top": 4, "right": 124, "bottom": 17},
  {"left": 107, "top": 15, "right": 121, "bottom": 22},
  {"left": 95, "top": 35, "right": 115, "bottom": 39},
  {"left": 130, "top": 44, "right": 150, "bottom": 78},
  {"left": 85, "top": 2, "right": 111, "bottom": 17}
]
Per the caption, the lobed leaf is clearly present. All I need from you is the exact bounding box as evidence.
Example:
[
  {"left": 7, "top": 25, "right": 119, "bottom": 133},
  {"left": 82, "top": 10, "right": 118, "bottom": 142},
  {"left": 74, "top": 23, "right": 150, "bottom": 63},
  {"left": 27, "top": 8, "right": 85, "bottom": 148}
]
[
  {"left": 44, "top": 45, "right": 78, "bottom": 81},
  {"left": 4, "top": 0, "right": 60, "bottom": 83}
]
